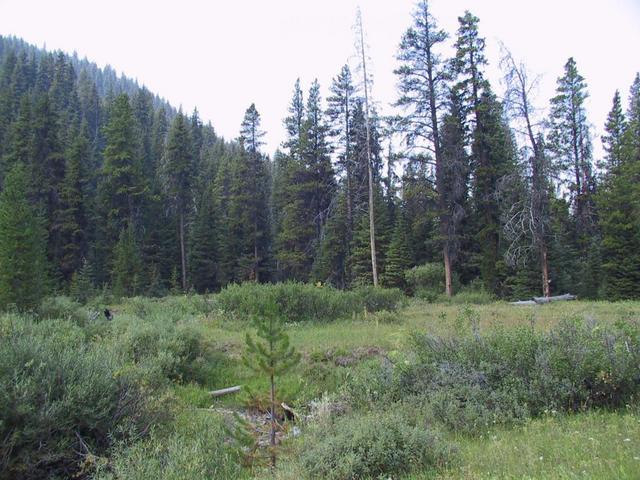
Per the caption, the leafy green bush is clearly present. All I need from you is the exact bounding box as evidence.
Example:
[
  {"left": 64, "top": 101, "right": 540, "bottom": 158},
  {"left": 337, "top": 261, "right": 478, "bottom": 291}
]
[
  {"left": 215, "top": 282, "right": 405, "bottom": 323},
  {"left": 110, "top": 314, "right": 208, "bottom": 384},
  {"left": 96, "top": 411, "right": 243, "bottom": 480},
  {"left": 38, "top": 295, "right": 92, "bottom": 324},
  {"left": 405, "top": 317, "right": 640, "bottom": 433},
  {"left": 0, "top": 318, "right": 167, "bottom": 479},
  {"left": 405, "top": 262, "right": 444, "bottom": 293},
  {"left": 299, "top": 409, "right": 454, "bottom": 480}
]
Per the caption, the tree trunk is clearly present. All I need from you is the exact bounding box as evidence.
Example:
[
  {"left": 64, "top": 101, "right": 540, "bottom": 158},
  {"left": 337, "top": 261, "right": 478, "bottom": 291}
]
[
  {"left": 269, "top": 373, "right": 276, "bottom": 469},
  {"left": 179, "top": 210, "right": 187, "bottom": 291},
  {"left": 541, "top": 243, "right": 550, "bottom": 297},
  {"left": 357, "top": 9, "right": 378, "bottom": 287},
  {"left": 443, "top": 246, "right": 453, "bottom": 296}
]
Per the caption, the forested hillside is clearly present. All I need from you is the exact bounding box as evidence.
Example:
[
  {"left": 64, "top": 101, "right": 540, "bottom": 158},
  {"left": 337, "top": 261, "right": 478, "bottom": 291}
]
[{"left": 0, "top": 2, "right": 639, "bottom": 309}]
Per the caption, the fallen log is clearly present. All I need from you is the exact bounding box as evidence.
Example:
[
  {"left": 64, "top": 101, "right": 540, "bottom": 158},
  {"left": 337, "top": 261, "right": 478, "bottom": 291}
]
[
  {"left": 532, "top": 293, "right": 577, "bottom": 304},
  {"left": 209, "top": 385, "right": 242, "bottom": 397},
  {"left": 511, "top": 293, "right": 577, "bottom": 305}
]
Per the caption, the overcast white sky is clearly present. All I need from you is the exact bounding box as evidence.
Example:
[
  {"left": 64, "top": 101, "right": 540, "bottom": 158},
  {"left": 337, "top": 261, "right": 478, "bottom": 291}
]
[{"left": 1, "top": 0, "right": 639, "bottom": 157}]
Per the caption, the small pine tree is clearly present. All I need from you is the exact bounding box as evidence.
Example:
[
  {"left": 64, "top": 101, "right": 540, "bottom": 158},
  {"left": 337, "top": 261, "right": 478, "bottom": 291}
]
[
  {"left": 381, "top": 210, "right": 412, "bottom": 290},
  {"left": 242, "top": 300, "right": 300, "bottom": 468},
  {"left": 69, "top": 258, "right": 95, "bottom": 304},
  {"left": 112, "top": 223, "right": 144, "bottom": 298},
  {"left": 0, "top": 163, "right": 49, "bottom": 310}
]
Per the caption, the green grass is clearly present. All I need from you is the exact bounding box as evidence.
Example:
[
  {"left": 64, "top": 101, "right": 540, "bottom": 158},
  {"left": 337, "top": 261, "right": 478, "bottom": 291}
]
[
  {"left": 84, "top": 295, "right": 640, "bottom": 478},
  {"left": 417, "top": 410, "right": 640, "bottom": 480}
]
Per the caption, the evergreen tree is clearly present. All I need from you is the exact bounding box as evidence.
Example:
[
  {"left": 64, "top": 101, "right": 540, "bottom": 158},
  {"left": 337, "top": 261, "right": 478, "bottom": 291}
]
[
  {"left": 112, "top": 223, "right": 144, "bottom": 298},
  {"left": 237, "top": 103, "right": 271, "bottom": 282},
  {"left": 327, "top": 65, "right": 357, "bottom": 243},
  {"left": 598, "top": 77, "right": 640, "bottom": 299},
  {"left": 0, "top": 163, "right": 48, "bottom": 310},
  {"left": 189, "top": 186, "right": 218, "bottom": 292},
  {"left": 601, "top": 90, "right": 626, "bottom": 173},
  {"left": 243, "top": 300, "right": 300, "bottom": 468},
  {"left": 163, "top": 111, "right": 194, "bottom": 290},
  {"left": 548, "top": 57, "right": 598, "bottom": 297},
  {"left": 381, "top": 206, "right": 412, "bottom": 290},
  {"left": 58, "top": 125, "right": 89, "bottom": 282},
  {"left": 394, "top": 1, "right": 466, "bottom": 296},
  {"left": 471, "top": 88, "right": 517, "bottom": 293},
  {"left": 96, "top": 93, "right": 146, "bottom": 282}
]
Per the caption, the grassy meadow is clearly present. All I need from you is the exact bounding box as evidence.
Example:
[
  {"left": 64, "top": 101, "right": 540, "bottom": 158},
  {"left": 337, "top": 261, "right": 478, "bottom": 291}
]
[{"left": 2, "top": 286, "right": 640, "bottom": 479}]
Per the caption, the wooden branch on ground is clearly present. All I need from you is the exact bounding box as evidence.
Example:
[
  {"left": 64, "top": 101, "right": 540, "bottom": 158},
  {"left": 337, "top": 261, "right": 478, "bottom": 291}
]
[{"left": 209, "top": 386, "right": 242, "bottom": 397}]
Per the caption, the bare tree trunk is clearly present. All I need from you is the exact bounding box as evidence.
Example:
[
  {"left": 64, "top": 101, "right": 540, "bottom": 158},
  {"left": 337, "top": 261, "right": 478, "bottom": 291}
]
[
  {"left": 179, "top": 210, "right": 187, "bottom": 291},
  {"left": 541, "top": 244, "right": 550, "bottom": 297},
  {"left": 269, "top": 373, "right": 276, "bottom": 469},
  {"left": 444, "top": 247, "right": 453, "bottom": 297},
  {"left": 357, "top": 9, "right": 378, "bottom": 287}
]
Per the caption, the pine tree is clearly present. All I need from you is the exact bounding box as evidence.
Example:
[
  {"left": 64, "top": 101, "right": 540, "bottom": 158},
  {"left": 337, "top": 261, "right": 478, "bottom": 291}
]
[
  {"left": 112, "top": 223, "right": 144, "bottom": 298},
  {"left": 243, "top": 300, "right": 300, "bottom": 468},
  {"left": 96, "top": 93, "right": 146, "bottom": 280},
  {"left": 381, "top": 206, "right": 412, "bottom": 290},
  {"left": 237, "top": 103, "right": 271, "bottom": 282},
  {"left": 548, "top": 57, "right": 598, "bottom": 297},
  {"left": 189, "top": 186, "right": 218, "bottom": 292},
  {"left": 58, "top": 125, "right": 89, "bottom": 283},
  {"left": 327, "top": 65, "right": 357, "bottom": 243},
  {"left": 601, "top": 90, "right": 626, "bottom": 173},
  {"left": 598, "top": 77, "right": 640, "bottom": 299},
  {"left": 472, "top": 88, "right": 517, "bottom": 293},
  {"left": 0, "top": 163, "right": 48, "bottom": 310},
  {"left": 163, "top": 111, "right": 194, "bottom": 290},
  {"left": 303, "top": 79, "right": 335, "bottom": 243},
  {"left": 394, "top": 1, "right": 463, "bottom": 295}
]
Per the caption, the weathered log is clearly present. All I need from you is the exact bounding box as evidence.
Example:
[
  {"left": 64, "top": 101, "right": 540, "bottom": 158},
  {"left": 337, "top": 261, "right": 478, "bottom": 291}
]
[
  {"left": 532, "top": 293, "right": 577, "bottom": 304},
  {"left": 209, "top": 385, "right": 242, "bottom": 397},
  {"left": 511, "top": 293, "right": 577, "bottom": 306}
]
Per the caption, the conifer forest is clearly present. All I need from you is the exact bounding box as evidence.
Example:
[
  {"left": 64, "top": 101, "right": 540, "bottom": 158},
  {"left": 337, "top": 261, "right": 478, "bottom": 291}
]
[{"left": 1, "top": 2, "right": 640, "bottom": 479}]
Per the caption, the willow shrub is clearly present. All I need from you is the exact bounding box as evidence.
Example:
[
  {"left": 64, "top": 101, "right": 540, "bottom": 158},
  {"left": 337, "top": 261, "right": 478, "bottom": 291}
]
[{"left": 215, "top": 282, "right": 406, "bottom": 323}]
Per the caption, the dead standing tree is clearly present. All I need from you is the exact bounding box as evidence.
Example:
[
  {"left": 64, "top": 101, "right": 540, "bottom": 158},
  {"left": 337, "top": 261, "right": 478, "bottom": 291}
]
[
  {"left": 500, "top": 46, "right": 552, "bottom": 297},
  {"left": 355, "top": 8, "right": 379, "bottom": 287}
]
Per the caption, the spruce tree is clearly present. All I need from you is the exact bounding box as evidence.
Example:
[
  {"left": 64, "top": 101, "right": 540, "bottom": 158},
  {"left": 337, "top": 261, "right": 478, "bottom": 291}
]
[
  {"left": 189, "top": 186, "right": 218, "bottom": 292},
  {"left": 243, "top": 300, "right": 300, "bottom": 468},
  {"left": 58, "top": 125, "right": 89, "bottom": 283},
  {"left": 163, "top": 111, "right": 194, "bottom": 290},
  {"left": 598, "top": 78, "right": 640, "bottom": 299},
  {"left": 548, "top": 57, "right": 599, "bottom": 297},
  {"left": 112, "top": 223, "right": 144, "bottom": 298},
  {"left": 0, "top": 163, "right": 48, "bottom": 310},
  {"left": 96, "top": 93, "right": 146, "bottom": 280},
  {"left": 237, "top": 103, "right": 271, "bottom": 282},
  {"left": 381, "top": 207, "right": 412, "bottom": 290}
]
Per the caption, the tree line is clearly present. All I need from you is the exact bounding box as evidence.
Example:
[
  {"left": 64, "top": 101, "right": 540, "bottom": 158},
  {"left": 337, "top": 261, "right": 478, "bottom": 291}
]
[{"left": 0, "top": 2, "right": 638, "bottom": 309}]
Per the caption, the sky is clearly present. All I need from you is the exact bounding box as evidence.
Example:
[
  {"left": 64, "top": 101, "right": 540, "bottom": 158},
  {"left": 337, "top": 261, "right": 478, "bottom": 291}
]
[{"left": 1, "top": 0, "right": 639, "bottom": 157}]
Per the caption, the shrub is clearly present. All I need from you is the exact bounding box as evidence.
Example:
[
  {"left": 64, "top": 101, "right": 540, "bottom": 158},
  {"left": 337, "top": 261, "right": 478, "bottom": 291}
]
[
  {"left": 0, "top": 319, "right": 166, "bottom": 479},
  {"left": 96, "top": 411, "right": 243, "bottom": 480},
  {"left": 405, "top": 317, "right": 640, "bottom": 434},
  {"left": 405, "top": 262, "right": 444, "bottom": 293},
  {"left": 215, "top": 282, "right": 405, "bottom": 323},
  {"left": 111, "top": 314, "right": 208, "bottom": 384},
  {"left": 38, "top": 295, "right": 91, "bottom": 325},
  {"left": 299, "top": 409, "right": 454, "bottom": 480}
]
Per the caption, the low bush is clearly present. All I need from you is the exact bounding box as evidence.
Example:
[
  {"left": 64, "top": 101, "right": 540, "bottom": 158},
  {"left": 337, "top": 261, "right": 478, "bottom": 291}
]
[
  {"left": 215, "top": 282, "right": 405, "bottom": 323},
  {"left": 299, "top": 409, "right": 454, "bottom": 480},
  {"left": 404, "top": 317, "right": 640, "bottom": 433},
  {"left": 110, "top": 314, "right": 209, "bottom": 384},
  {"left": 96, "top": 411, "right": 243, "bottom": 480},
  {"left": 405, "top": 262, "right": 445, "bottom": 294},
  {"left": 0, "top": 318, "right": 167, "bottom": 479}
]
